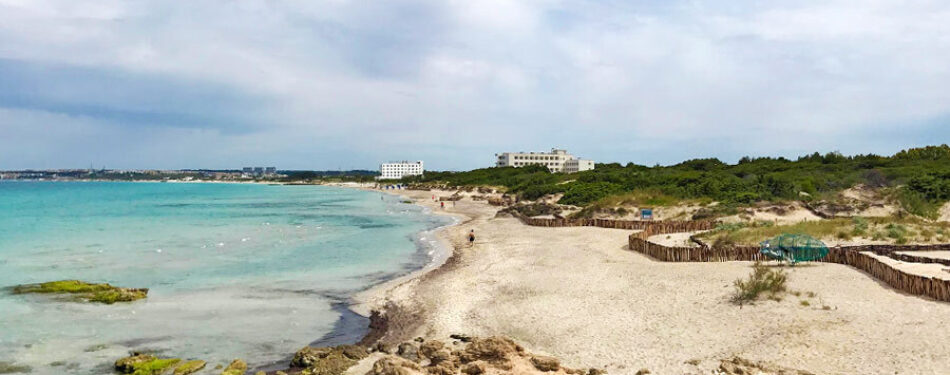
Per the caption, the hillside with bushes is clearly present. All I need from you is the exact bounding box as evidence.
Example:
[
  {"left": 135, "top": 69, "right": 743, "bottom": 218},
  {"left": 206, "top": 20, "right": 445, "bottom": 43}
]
[{"left": 404, "top": 145, "right": 950, "bottom": 219}]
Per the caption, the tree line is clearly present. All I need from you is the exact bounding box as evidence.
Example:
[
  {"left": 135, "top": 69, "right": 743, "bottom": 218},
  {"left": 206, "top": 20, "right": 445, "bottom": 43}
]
[{"left": 404, "top": 145, "right": 950, "bottom": 218}]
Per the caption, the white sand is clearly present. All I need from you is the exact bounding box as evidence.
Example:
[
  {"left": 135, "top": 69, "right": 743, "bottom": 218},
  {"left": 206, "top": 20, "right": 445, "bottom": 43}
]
[
  {"left": 647, "top": 231, "right": 702, "bottom": 247},
  {"left": 896, "top": 251, "right": 950, "bottom": 261},
  {"left": 361, "top": 189, "right": 950, "bottom": 375},
  {"left": 940, "top": 202, "right": 950, "bottom": 222},
  {"left": 863, "top": 252, "right": 950, "bottom": 280}
]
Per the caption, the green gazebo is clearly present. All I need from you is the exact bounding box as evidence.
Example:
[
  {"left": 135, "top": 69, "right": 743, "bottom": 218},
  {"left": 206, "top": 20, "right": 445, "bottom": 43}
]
[{"left": 760, "top": 233, "right": 829, "bottom": 264}]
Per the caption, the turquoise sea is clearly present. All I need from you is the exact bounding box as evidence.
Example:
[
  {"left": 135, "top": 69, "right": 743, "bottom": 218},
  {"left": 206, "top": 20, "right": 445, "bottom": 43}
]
[{"left": 0, "top": 181, "right": 449, "bottom": 374}]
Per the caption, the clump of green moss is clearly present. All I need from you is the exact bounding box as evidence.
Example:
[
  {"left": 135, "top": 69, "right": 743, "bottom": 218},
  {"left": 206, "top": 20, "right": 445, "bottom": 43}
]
[{"left": 11, "top": 280, "right": 147, "bottom": 304}]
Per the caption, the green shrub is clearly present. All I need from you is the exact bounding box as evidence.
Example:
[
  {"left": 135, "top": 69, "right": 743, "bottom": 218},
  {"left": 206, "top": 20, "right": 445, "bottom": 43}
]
[
  {"left": 886, "top": 224, "right": 907, "bottom": 239},
  {"left": 732, "top": 262, "right": 788, "bottom": 305},
  {"left": 898, "top": 189, "right": 940, "bottom": 219},
  {"left": 851, "top": 217, "right": 869, "bottom": 236},
  {"left": 558, "top": 182, "right": 625, "bottom": 206}
]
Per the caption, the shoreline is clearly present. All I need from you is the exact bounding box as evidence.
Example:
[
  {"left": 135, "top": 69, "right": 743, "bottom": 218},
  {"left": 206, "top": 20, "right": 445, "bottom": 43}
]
[{"left": 349, "top": 188, "right": 469, "bottom": 319}]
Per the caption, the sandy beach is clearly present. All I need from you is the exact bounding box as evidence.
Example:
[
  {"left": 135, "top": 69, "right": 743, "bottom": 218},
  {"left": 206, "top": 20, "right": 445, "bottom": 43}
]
[{"left": 352, "top": 189, "right": 950, "bottom": 375}]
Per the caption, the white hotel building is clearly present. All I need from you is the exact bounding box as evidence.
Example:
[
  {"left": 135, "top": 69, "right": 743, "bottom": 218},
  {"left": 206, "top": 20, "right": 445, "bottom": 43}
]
[
  {"left": 495, "top": 148, "right": 595, "bottom": 173},
  {"left": 378, "top": 161, "right": 424, "bottom": 180}
]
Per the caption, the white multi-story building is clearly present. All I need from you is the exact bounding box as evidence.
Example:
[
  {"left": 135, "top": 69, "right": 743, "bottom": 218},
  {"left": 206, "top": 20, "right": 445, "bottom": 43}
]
[
  {"left": 495, "top": 148, "right": 595, "bottom": 173},
  {"left": 379, "top": 161, "right": 424, "bottom": 180}
]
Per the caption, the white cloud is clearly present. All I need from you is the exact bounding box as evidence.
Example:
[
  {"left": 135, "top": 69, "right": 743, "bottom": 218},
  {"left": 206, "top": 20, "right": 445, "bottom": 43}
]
[{"left": 0, "top": 0, "right": 948, "bottom": 169}]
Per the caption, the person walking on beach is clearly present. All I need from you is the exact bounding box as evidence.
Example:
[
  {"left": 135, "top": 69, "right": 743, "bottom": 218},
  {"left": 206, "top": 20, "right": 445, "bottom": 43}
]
[
  {"left": 440, "top": 201, "right": 445, "bottom": 209},
  {"left": 468, "top": 230, "right": 476, "bottom": 247}
]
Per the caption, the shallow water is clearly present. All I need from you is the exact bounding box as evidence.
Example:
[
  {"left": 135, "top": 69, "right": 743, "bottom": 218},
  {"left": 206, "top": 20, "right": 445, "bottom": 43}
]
[{"left": 0, "top": 181, "right": 448, "bottom": 374}]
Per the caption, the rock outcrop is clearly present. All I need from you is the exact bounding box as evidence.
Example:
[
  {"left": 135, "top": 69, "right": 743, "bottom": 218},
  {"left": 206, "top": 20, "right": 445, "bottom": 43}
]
[
  {"left": 718, "top": 357, "right": 815, "bottom": 375},
  {"left": 364, "top": 336, "right": 605, "bottom": 375},
  {"left": 290, "top": 344, "right": 369, "bottom": 375},
  {"left": 372, "top": 356, "right": 423, "bottom": 375}
]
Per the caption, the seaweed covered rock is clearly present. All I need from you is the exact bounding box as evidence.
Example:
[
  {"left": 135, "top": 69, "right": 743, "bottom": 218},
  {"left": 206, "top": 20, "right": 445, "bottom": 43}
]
[
  {"left": 291, "top": 345, "right": 368, "bottom": 375},
  {"left": 221, "top": 359, "right": 247, "bottom": 375},
  {"left": 13, "top": 280, "right": 147, "bottom": 304},
  {"left": 116, "top": 354, "right": 156, "bottom": 373},
  {"left": 114, "top": 354, "right": 181, "bottom": 375},
  {"left": 173, "top": 360, "right": 206, "bottom": 375}
]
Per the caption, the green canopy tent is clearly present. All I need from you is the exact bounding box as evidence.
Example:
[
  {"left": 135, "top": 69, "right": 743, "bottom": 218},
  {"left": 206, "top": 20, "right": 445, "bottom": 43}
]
[{"left": 760, "top": 233, "right": 829, "bottom": 264}]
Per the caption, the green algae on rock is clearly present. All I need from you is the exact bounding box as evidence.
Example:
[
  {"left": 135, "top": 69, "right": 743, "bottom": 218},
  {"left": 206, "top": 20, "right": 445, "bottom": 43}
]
[
  {"left": 11, "top": 280, "right": 148, "bottom": 304},
  {"left": 114, "top": 354, "right": 181, "bottom": 375}
]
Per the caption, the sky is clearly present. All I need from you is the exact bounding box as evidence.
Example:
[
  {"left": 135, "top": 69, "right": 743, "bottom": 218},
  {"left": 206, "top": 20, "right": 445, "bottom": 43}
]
[{"left": 1, "top": 0, "right": 949, "bottom": 171}]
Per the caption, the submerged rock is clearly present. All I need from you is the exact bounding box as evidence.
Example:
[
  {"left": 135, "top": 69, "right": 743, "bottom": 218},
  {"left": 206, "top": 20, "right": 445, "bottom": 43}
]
[
  {"left": 12, "top": 280, "right": 147, "bottom": 304},
  {"left": 0, "top": 361, "right": 32, "bottom": 374},
  {"left": 221, "top": 359, "right": 247, "bottom": 375}
]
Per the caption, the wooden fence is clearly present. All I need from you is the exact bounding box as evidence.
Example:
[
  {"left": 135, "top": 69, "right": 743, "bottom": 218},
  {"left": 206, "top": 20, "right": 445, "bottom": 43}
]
[
  {"left": 507, "top": 211, "right": 950, "bottom": 302},
  {"left": 629, "top": 231, "right": 950, "bottom": 302},
  {"left": 510, "top": 211, "right": 717, "bottom": 232}
]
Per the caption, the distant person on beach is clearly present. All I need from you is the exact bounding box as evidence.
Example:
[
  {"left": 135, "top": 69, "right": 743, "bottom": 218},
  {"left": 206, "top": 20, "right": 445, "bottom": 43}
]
[
  {"left": 440, "top": 201, "right": 445, "bottom": 209},
  {"left": 468, "top": 230, "right": 475, "bottom": 246}
]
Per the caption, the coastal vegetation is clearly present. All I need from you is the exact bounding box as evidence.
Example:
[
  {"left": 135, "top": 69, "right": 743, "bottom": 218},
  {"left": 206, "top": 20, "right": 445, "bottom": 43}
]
[
  {"left": 698, "top": 216, "right": 950, "bottom": 246},
  {"left": 731, "top": 263, "right": 788, "bottom": 305},
  {"left": 406, "top": 145, "right": 950, "bottom": 219},
  {"left": 11, "top": 280, "right": 148, "bottom": 304}
]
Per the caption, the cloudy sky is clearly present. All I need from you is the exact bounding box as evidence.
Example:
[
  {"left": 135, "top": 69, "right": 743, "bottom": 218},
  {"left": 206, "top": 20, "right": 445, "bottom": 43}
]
[{"left": 1, "top": 0, "right": 949, "bottom": 171}]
